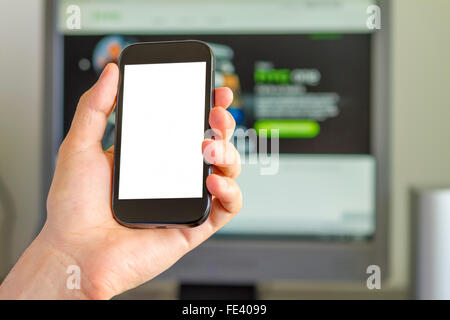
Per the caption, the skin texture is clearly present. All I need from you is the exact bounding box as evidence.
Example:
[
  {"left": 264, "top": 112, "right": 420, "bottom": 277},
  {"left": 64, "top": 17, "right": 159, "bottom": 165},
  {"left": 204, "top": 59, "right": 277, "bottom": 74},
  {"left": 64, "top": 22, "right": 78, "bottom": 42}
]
[{"left": 0, "top": 63, "right": 242, "bottom": 300}]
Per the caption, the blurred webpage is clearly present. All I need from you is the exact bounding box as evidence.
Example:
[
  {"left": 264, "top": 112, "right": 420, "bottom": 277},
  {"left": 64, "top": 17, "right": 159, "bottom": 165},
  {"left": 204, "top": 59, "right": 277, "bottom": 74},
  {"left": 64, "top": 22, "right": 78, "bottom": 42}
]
[{"left": 58, "top": 0, "right": 376, "bottom": 238}]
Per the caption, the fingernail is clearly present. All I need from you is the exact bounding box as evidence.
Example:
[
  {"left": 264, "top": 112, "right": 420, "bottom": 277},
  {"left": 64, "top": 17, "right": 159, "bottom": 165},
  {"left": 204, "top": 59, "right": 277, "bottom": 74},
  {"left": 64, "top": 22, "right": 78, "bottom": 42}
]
[{"left": 100, "top": 64, "right": 110, "bottom": 78}]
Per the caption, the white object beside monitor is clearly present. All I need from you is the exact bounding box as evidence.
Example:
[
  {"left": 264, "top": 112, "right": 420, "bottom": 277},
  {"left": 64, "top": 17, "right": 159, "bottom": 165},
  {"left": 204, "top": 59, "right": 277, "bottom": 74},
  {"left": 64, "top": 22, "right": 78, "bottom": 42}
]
[{"left": 414, "top": 189, "right": 450, "bottom": 299}]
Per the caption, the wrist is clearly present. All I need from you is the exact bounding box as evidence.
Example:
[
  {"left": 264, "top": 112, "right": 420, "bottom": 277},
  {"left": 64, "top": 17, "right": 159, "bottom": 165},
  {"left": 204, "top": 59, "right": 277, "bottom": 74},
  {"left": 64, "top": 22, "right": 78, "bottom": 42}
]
[{"left": 0, "top": 232, "right": 94, "bottom": 299}]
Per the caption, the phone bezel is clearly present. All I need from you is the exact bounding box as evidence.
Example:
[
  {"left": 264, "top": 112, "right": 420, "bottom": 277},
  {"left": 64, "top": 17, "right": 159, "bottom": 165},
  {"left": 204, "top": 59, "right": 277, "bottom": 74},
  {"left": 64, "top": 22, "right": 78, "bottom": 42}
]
[{"left": 112, "top": 40, "right": 214, "bottom": 228}]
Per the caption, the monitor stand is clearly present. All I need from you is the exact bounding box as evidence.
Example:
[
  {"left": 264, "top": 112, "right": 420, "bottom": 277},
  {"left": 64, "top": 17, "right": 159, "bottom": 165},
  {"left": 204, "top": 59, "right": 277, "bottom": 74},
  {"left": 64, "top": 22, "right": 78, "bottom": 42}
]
[{"left": 179, "top": 283, "right": 256, "bottom": 299}]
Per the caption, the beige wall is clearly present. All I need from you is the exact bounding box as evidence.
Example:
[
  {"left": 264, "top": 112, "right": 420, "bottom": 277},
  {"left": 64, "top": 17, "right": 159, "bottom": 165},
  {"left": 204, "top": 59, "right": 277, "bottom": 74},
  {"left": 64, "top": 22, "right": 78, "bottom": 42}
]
[
  {"left": 1, "top": 0, "right": 450, "bottom": 297},
  {"left": 0, "top": 0, "right": 44, "bottom": 277},
  {"left": 390, "top": 0, "right": 450, "bottom": 289}
]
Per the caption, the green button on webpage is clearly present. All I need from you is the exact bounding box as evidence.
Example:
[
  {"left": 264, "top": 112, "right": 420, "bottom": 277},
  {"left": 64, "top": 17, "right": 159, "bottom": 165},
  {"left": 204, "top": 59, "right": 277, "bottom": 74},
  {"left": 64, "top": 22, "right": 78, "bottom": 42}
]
[{"left": 254, "top": 120, "right": 320, "bottom": 138}]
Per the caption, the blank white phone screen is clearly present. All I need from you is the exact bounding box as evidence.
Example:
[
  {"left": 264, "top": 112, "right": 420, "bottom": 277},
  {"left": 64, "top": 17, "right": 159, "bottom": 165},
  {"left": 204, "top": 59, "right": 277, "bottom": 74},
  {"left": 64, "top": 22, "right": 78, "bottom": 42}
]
[{"left": 118, "top": 62, "right": 206, "bottom": 199}]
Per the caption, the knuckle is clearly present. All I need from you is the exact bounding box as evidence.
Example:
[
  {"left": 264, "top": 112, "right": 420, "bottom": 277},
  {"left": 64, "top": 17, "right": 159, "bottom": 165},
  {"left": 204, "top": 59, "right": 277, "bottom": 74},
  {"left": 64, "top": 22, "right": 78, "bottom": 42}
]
[
  {"left": 230, "top": 155, "right": 242, "bottom": 179},
  {"left": 233, "top": 166, "right": 242, "bottom": 179},
  {"left": 228, "top": 111, "right": 236, "bottom": 129},
  {"left": 58, "top": 138, "right": 70, "bottom": 156},
  {"left": 234, "top": 189, "right": 243, "bottom": 213},
  {"left": 78, "top": 90, "right": 90, "bottom": 106}
]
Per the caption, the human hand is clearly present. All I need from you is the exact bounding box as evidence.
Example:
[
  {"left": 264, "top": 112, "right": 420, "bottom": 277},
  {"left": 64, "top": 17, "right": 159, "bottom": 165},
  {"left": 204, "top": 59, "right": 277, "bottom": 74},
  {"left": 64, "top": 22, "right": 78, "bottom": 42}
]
[{"left": 0, "top": 63, "right": 242, "bottom": 299}]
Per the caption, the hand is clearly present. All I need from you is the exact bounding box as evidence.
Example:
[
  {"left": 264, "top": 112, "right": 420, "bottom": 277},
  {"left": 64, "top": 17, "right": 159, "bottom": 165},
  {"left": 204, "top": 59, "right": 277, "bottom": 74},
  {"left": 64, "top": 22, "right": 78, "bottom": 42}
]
[{"left": 0, "top": 63, "right": 242, "bottom": 299}]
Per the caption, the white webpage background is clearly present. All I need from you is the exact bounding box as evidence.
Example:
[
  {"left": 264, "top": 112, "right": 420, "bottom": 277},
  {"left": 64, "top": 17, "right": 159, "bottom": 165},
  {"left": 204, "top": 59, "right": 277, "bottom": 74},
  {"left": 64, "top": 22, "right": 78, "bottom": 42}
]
[
  {"left": 119, "top": 62, "right": 206, "bottom": 199},
  {"left": 220, "top": 154, "right": 375, "bottom": 236}
]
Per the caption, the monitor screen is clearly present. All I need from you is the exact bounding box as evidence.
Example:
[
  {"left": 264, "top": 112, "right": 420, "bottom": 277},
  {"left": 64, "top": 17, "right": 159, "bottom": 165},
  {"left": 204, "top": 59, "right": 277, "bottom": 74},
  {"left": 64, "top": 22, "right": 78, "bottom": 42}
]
[{"left": 58, "top": 0, "right": 376, "bottom": 238}]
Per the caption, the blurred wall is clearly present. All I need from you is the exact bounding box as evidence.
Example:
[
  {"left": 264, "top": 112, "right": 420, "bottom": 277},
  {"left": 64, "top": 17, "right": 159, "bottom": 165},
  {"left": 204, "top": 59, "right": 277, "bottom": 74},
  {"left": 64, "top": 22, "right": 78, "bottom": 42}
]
[
  {"left": 1, "top": 0, "right": 450, "bottom": 298},
  {"left": 0, "top": 0, "right": 44, "bottom": 276},
  {"left": 390, "top": 0, "right": 450, "bottom": 289}
]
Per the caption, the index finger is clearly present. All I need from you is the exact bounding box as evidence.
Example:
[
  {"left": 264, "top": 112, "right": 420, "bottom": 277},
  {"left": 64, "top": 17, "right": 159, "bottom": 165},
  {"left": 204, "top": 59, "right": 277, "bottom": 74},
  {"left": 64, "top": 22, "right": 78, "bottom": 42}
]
[
  {"left": 209, "top": 107, "right": 236, "bottom": 141},
  {"left": 214, "top": 87, "right": 233, "bottom": 109}
]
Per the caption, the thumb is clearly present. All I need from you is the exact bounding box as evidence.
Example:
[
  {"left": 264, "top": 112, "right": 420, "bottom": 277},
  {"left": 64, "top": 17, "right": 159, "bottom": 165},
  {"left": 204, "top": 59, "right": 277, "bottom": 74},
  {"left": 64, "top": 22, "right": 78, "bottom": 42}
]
[{"left": 65, "top": 63, "right": 119, "bottom": 150}]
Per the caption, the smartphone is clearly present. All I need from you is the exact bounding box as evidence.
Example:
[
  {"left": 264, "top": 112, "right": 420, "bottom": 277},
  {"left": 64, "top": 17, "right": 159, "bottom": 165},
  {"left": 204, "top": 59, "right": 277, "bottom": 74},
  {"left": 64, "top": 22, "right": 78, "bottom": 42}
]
[{"left": 112, "top": 40, "right": 214, "bottom": 228}]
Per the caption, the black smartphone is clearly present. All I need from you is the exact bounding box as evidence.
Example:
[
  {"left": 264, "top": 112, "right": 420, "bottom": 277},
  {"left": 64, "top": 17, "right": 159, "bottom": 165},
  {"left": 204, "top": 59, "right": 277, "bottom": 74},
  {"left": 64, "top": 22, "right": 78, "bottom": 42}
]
[{"left": 112, "top": 40, "right": 214, "bottom": 228}]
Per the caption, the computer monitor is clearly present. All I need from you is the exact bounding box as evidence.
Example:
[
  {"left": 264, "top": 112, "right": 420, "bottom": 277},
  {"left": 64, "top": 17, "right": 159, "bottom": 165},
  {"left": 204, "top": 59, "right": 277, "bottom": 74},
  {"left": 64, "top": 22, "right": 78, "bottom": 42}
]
[{"left": 44, "top": 0, "right": 390, "bottom": 282}]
